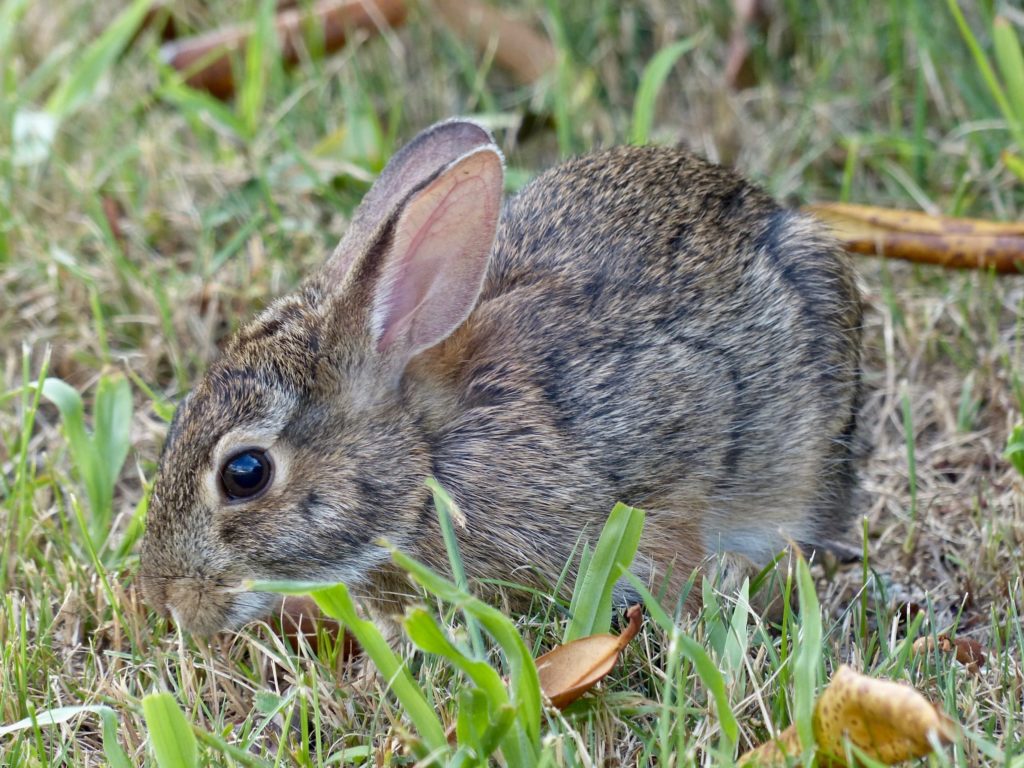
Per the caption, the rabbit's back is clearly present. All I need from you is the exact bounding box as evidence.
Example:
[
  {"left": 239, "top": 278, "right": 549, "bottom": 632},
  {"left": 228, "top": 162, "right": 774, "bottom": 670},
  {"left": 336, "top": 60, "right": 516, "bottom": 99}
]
[{"left": 425, "top": 146, "right": 862, "bottom": 566}]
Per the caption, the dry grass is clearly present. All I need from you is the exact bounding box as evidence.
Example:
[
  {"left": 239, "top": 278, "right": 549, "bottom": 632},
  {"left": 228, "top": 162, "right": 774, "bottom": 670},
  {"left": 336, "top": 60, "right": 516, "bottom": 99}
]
[{"left": 2, "top": 0, "right": 1023, "bottom": 764}]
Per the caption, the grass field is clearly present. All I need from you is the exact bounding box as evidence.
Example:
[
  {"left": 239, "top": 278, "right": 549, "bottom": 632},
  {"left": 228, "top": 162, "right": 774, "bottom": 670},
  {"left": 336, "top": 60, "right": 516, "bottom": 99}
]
[{"left": 2, "top": 0, "right": 1024, "bottom": 764}]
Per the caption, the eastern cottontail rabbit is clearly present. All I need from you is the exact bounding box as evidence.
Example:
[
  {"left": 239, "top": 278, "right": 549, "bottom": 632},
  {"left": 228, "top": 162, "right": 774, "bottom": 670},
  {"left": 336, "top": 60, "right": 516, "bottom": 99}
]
[{"left": 139, "top": 119, "right": 863, "bottom": 635}]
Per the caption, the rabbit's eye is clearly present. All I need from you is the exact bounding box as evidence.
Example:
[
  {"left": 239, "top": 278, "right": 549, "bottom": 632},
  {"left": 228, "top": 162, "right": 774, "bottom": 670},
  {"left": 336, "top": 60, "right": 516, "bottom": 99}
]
[{"left": 220, "top": 449, "right": 273, "bottom": 500}]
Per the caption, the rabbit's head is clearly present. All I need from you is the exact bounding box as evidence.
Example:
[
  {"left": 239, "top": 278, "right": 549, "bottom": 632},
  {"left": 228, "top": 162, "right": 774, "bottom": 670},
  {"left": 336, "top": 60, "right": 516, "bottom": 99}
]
[{"left": 139, "top": 120, "right": 504, "bottom": 634}]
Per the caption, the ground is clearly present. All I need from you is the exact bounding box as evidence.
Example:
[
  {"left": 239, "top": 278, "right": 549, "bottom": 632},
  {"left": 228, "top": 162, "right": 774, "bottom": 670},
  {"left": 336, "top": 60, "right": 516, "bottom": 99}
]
[{"left": 1, "top": 0, "right": 1022, "bottom": 765}]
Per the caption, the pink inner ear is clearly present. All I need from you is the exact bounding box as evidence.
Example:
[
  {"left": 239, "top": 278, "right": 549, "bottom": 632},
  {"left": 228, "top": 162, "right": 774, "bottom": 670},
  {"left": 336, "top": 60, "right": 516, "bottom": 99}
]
[
  {"left": 324, "top": 120, "right": 496, "bottom": 285},
  {"left": 372, "top": 148, "right": 503, "bottom": 364}
]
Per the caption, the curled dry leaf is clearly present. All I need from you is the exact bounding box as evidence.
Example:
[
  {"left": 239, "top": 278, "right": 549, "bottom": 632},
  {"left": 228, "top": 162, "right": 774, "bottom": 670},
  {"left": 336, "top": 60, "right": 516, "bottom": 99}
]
[
  {"left": 736, "top": 723, "right": 802, "bottom": 767},
  {"left": 912, "top": 634, "right": 986, "bottom": 673},
  {"left": 804, "top": 202, "right": 1024, "bottom": 273},
  {"left": 276, "top": 595, "right": 360, "bottom": 659},
  {"left": 813, "top": 665, "right": 958, "bottom": 765},
  {"left": 432, "top": 0, "right": 556, "bottom": 85},
  {"left": 535, "top": 604, "right": 642, "bottom": 709},
  {"left": 738, "top": 665, "right": 957, "bottom": 767}
]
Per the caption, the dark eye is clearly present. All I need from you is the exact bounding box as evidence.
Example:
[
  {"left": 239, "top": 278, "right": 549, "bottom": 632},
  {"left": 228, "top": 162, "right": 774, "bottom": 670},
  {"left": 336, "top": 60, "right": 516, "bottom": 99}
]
[{"left": 220, "top": 449, "right": 273, "bottom": 500}]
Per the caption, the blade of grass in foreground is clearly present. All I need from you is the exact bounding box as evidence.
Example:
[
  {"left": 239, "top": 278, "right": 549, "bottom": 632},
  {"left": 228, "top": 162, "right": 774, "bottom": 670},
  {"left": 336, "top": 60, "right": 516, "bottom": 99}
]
[
  {"left": 404, "top": 608, "right": 520, "bottom": 765},
  {"left": 792, "top": 557, "right": 823, "bottom": 760},
  {"left": 389, "top": 547, "right": 541, "bottom": 762},
  {"left": 1, "top": 347, "right": 49, "bottom": 593},
  {"left": 427, "top": 477, "right": 485, "bottom": 658},
  {"left": 622, "top": 570, "right": 738, "bottom": 757},
  {"left": 564, "top": 503, "right": 644, "bottom": 642},
  {"left": 310, "top": 582, "right": 448, "bottom": 761},
  {"left": 141, "top": 693, "right": 198, "bottom": 768}
]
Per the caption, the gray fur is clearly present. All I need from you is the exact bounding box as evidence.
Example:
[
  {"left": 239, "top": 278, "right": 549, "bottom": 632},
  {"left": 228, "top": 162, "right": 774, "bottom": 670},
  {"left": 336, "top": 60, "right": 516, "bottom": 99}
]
[{"left": 138, "top": 120, "right": 863, "bottom": 634}]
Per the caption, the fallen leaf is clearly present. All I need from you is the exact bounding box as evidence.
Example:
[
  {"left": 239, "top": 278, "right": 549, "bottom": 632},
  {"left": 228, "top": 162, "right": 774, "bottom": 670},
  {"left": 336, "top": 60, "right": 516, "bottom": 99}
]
[
  {"left": 813, "top": 665, "right": 958, "bottom": 764},
  {"left": 535, "top": 604, "right": 642, "bottom": 709},
  {"left": 275, "top": 595, "right": 359, "bottom": 659},
  {"left": 804, "top": 202, "right": 1024, "bottom": 273},
  {"left": 912, "top": 634, "right": 986, "bottom": 673},
  {"left": 736, "top": 723, "right": 802, "bottom": 766},
  {"left": 433, "top": 0, "right": 556, "bottom": 85},
  {"left": 738, "top": 665, "right": 957, "bottom": 766},
  {"left": 161, "top": 0, "right": 409, "bottom": 100},
  {"left": 725, "top": 0, "right": 767, "bottom": 90}
]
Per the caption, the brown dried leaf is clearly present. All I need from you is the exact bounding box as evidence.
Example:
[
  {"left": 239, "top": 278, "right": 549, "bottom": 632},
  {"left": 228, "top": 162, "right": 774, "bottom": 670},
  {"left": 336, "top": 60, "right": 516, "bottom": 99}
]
[
  {"left": 912, "top": 634, "right": 986, "bottom": 673},
  {"left": 161, "top": 0, "right": 409, "bottom": 100},
  {"left": 276, "top": 595, "right": 359, "bottom": 659},
  {"left": 432, "top": 0, "right": 556, "bottom": 85},
  {"left": 535, "top": 604, "right": 642, "bottom": 709},
  {"left": 804, "top": 202, "right": 1024, "bottom": 273},
  {"left": 725, "top": 0, "right": 767, "bottom": 90},
  {"left": 736, "top": 723, "right": 802, "bottom": 767},
  {"left": 813, "top": 665, "right": 958, "bottom": 765}
]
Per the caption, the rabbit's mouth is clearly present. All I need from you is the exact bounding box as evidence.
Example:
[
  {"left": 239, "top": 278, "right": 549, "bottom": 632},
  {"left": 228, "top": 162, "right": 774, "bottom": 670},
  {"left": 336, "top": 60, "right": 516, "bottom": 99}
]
[{"left": 140, "top": 572, "right": 280, "bottom": 636}]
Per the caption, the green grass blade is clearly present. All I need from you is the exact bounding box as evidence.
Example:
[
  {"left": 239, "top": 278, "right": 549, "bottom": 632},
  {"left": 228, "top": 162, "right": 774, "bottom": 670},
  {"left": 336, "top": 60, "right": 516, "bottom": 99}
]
[
  {"left": 454, "top": 687, "right": 490, "bottom": 759},
  {"left": 141, "top": 692, "right": 198, "bottom": 768},
  {"left": 404, "top": 609, "right": 521, "bottom": 765},
  {"left": 1003, "top": 424, "right": 1024, "bottom": 476},
  {"left": 946, "top": 0, "right": 1024, "bottom": 147},
  {"left": 427, "top": 477, "right": 485, "bottom": 658},
  {"left": 1004, "top": 150, "right": 1024, "bottom": 182},
  {"left": 453, "top": 687, "right": 516, "bottom": 764},
  {"left": 93, "top": 373, "right": 132, "bottom": 520},
  {"left": 622, "top": 570, "right": 739, "bottom": 750},
  {"left": 564, "top": 503, "right": 644, "bottom": 643},
  {"left": 720, "top": 580, "right": 751, "bottom": 682},
  {"left": 630, "top": 34, "right": 703, "bottom": 146},
  {"left": 3, "top": 348, "right": 49, "bottom": 592},
  {"left": 41, "top": 377, "right": 102, "bottom": 522},
  {"left": 543, "top": 0, "right": 576, "bottom": 157},
  {"left": 389, "top": 548, "right": 541, "bottom": 759},
  {"left": 311, "top": 583, "right": 448, "bottom": 759},
  {"left": 0, "top": 0, "right": 29, "bottom": 61},
  {"left": 993, "top": 16, "right": 1024, "bottom": 128},
  {"left": 44, "top": 0, "right": 152, "bottom": 119},
  {"left": 109, "top": 485, "right": 150, "bottom": 566},
  {"left": 157, "top": 81, "right": 248, "bottom": 140},
  {"left": 792, "top": 557, "right": 822, "bottom": 759},
  {"left": 99, "top": 709, "right": 133, "bottom": 768},
  {"left": 240, "top": 0, "right": 276, "bottom": 138},
  {"left": 42, "top": 375, "right": 131, "bottom": 549},
  {"left": 403, "top": 608, "right": 508, "bottom": 708}
]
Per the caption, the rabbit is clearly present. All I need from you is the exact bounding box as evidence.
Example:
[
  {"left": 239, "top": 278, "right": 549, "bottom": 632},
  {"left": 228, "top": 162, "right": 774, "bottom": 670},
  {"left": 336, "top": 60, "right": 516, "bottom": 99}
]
[{"left": 138, "top": 118, "right": 863, "bottom": 636}]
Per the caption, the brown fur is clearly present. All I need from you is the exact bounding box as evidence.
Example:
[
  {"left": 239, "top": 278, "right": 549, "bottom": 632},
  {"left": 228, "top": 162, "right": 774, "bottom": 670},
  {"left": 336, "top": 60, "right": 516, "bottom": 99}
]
[{"left": 139, "top": 120, "right": 863, "bottom": 634}]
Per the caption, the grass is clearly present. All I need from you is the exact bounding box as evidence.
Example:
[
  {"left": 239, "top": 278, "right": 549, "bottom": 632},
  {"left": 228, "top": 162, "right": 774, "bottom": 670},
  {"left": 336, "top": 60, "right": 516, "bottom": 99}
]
[{"left": 2, "top": 0, "right": 1024, "bottom": 764}]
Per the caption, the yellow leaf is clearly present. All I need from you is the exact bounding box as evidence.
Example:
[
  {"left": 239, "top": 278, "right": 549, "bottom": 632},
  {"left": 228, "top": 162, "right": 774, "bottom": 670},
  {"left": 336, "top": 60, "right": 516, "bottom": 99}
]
[
  {"left": 812, "top": 665, "right": 958, "bottom": 765},
  {"left": 738, "top": 665, "right": 957, "bottom": 766},
  {"left": 736, "top": 723, "right": 802, "bottom": 767}
]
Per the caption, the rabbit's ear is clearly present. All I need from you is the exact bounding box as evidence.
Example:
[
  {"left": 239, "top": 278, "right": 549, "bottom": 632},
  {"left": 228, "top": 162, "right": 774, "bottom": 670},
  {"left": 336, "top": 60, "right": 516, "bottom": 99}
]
[
  {"left": 326, "top": 119, "right": 498, "bottom": 283},
  {"left": 338, "top": 145, "right": 503, "bottom": 376}
]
